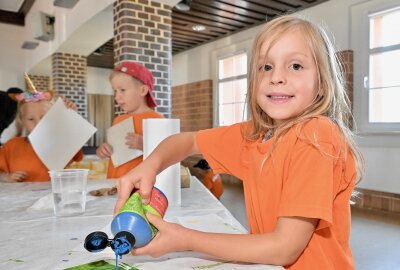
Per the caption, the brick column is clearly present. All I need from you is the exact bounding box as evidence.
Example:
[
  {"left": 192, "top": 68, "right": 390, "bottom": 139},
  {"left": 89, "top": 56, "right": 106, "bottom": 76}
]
[
  {"left": 52, "top": 52, "right": 87, "bottom": 118},
  {"left": 113, "top": 0, "right": 172, "bottom": 117},
  {"left": 28, "top": 75, "right": 51, "bottom": 92}
]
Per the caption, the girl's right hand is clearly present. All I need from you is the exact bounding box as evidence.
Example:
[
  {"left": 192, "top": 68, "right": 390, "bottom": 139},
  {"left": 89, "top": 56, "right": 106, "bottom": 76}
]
[
  {"left": 114, "top": 161, "right": 157, "bottom": 214},
  {"left": 7, "top": 171, "right": 27, "bottom": 182},
  {"left": 96, "top": 143, "right": 113, "bottom": 159}
]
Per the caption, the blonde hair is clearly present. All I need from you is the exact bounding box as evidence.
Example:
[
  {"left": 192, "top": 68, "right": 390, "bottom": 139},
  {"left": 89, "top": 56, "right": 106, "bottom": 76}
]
[
  {"left": 15, "top": 100, "right": 53, "bottom": 136},
  {"left": 245, "top": 15, "right": 364, "bottom": 181}
]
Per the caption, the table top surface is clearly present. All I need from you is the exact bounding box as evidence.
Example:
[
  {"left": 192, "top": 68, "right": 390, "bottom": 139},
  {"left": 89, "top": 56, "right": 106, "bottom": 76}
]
[{"left": 0, "top": 177, "right": 283, "bottom": 270}]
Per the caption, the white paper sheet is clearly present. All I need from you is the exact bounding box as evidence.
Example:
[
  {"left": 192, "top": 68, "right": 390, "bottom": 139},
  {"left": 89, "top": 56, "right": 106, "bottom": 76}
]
[
  {"left": 107, "top": 117, "right": 142, "bottom": 167},
  {"left": 177, "top": 214, "right": 244, "bottom": 234},
  {"left": 29, "top": 98, "right": 97, "bottom": 170},
  {"left": 143, "top": 119, "right": 181, "bottom": 206}
]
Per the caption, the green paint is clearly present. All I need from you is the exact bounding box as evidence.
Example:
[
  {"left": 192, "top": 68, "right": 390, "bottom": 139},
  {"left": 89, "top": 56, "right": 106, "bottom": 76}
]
[
  {"left": 64, "top": 259, "right": 140, "bottom": 270},
  {"left": 8, "top": 259, "right": 24, "bottom": 263}
]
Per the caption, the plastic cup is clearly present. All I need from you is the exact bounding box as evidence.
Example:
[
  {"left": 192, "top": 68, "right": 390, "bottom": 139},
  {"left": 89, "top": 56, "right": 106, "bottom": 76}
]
[{"left": 49, "top": 169, "right": 89, "bottom": 217}]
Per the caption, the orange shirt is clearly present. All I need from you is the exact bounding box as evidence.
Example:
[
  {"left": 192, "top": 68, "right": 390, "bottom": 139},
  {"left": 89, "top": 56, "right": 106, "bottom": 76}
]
[
  {"left": 106, "top": 110, "right": 164, "bottom": 179},
  {"left": 196, "top": 116, "right": 356, "bottom": 270},
  {"left": 202, "top": 170, "right": 224, "bottom": 199},
  {"left": 0, "top": 137, "right": 83, "bottom": 182}
]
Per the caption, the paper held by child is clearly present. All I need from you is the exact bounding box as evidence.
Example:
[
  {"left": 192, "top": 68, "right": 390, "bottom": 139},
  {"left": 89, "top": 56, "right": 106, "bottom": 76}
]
[
  {"left": 107, "top": 117, "right": 143, "bottom": 167},
  {"left": 29, "top": 98, "right": 97, "bottom": 170}
]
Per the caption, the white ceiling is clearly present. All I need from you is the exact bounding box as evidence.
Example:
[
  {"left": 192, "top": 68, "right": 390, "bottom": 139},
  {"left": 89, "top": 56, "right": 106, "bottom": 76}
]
[{"left": 0, "top": 0, "right": 24, "bottom": 12}]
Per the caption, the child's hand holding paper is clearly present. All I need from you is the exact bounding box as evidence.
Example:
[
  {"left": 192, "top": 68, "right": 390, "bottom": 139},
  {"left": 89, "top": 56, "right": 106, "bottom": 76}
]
[{"left": 107, "top": 117, "right": 143, "bottom": 167}]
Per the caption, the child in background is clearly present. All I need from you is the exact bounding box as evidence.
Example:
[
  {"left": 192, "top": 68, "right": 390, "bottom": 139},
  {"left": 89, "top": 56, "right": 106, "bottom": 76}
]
[
  {"left": 115, "top": 15, "right": 364, "bottom": 269},
  {"left": 0, "top": 87, "right": 23, "bottom": 141},
  {"left": 0, "top": 74, "right": 83, "bottom": 182},
  {"left": 193, "top": 159, "right": 224, "bottom": 199},
  {"left": 96, "top": 61, "right": 164, "bottom": 179}
]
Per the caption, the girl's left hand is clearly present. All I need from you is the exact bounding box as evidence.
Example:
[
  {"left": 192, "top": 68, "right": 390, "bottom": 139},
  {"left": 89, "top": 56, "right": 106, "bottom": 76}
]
[
  {"left": 133, "top": 213, "right": 190, "bottom": 257},
  {"left": 61, "top": 96, "right": 77, "bottom": 111},
  {"left": 125, "top": 132, "right": 143, "bottom": 150}
]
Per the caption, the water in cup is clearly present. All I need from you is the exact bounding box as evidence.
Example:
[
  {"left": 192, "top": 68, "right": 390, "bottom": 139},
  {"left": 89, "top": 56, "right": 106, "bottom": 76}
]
[{"left": 49, "top": 169, "right": 89, "bottom": 217}]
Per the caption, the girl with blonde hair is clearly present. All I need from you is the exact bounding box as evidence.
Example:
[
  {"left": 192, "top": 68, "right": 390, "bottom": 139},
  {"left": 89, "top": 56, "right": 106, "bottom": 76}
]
[{"left": 115, "top": 15, "right": 363, "bottom": 269}]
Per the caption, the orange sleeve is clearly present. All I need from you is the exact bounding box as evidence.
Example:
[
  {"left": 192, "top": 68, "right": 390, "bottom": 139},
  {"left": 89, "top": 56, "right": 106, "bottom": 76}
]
[
  {"left": 0, "top": 144, "right": 10, "bottom": 173},
  {"left": 196, "top": 123, "right": 246, "bottom": 180},
  {"left": 278, "top": 119, "right": 337, "bottom": 229}
]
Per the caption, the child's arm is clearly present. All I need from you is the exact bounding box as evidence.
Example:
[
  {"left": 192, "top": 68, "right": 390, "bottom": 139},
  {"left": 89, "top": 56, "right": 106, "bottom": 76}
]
[
  {"left": 115, "top": 132, "right": 198, "bottom": 211},
  {"left": 135, "top": 213, "right": 317, "bottom": 266},
  {"left": 0, "top": 171, "right": 27, "bottom": 182}
]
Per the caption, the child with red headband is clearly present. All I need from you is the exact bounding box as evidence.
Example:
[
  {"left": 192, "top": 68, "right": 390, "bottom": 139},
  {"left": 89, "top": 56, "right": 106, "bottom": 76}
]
[
  {"left": 96, "top": 61, "right": 164, "bottom": 179},
  {"left": 0, "top": 74, "right": 83, "bottom": 182}
]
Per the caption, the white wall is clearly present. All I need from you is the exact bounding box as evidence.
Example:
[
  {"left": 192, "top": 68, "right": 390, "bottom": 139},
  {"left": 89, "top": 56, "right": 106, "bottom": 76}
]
[
  {"left": 0, "top": 23, "right": 26, "bottom": 89},
  {"left": 171, "top": 0, "right": 400, "bottom": 194},
  {"left": 87, "top": 67, "right": 113, "bottom": 95}
]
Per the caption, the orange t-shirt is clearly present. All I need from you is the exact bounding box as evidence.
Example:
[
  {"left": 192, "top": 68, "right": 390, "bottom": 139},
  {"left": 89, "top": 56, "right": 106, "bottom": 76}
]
[
  {"left": 196, "top": 116, "right": 356, "bottom": 270},
  {"left": 106, "top": 110, "right": 164, "bottom": 179},
  {"left": 202, "top": 170, "right": 224, "bottom": 199},
  {"left": 0, "top": 137, "right": 83, "bottom": 182}
]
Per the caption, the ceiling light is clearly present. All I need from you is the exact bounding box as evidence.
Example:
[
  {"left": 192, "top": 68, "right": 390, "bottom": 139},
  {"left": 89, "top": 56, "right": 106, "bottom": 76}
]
[
  {"left": 175, "top": 0, "right": 191, "bottom": 12},
  {"left": 192, "top": 25, "right": 206, "bottom": 32}
]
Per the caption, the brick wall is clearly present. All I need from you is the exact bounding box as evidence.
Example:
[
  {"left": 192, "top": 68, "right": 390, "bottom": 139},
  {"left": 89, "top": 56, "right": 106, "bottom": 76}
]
[
  {"left": 337, "top": 50, "right": 354, "bottom": 111},
  {"left": 52, "top": 52, "right": 87, "bottom": 118},
  {"left": 172, "top": 80, "right": 213, "bottom": 132},
  {"left": 29, "top": 75, "right": 50, "bottom": 92},
  {"left": 113, "top": 0, "right": 172, "bottom": 117}
]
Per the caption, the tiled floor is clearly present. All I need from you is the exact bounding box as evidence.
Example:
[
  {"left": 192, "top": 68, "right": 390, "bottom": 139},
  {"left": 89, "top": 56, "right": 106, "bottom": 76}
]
[{"left": 219, "top": 181, "right": 400, "bottom": 270}]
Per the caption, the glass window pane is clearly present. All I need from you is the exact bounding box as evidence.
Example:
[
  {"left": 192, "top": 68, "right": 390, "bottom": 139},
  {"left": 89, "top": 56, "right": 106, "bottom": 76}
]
[
  {"left": 370, "top": 8, "right": 400, "bottom": 49},
  {"left": 234, "top": 79, "right": 247, "bottom": 103},
  {"left": 369, "top": 50, "right": 400, "bottom": 88},
  {"left": 219, "top": 104, "right": 234, "bottom": 126},
  {"left": 219, "top": 81, "right": 235, "bottom": 104},
  {"left": 369, "top": 87, "right": 400, "bottom": 123},
  {"left": 219, "top": 53, "right": 247, "bottom": 80}
]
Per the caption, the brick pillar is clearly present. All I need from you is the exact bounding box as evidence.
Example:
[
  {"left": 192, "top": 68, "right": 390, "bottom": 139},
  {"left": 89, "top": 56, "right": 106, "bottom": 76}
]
[
  {"left": 113, "top": 0, "right": 172, "bottom": 117},
  {"left": 28, "top": 75, "right": 50, "bottom": 92},
  {"left": 52, "top": 52, "right": 87, "bottom": 118}
]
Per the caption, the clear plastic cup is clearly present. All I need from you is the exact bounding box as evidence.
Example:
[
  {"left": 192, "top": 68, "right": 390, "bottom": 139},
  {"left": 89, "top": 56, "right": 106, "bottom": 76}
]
[{"left": 49, "top": 169, "right": 89, "bottom": 217}]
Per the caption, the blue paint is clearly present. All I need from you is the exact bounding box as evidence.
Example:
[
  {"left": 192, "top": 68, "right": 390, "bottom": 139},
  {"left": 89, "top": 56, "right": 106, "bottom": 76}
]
[{"left": 84, "top": 187, "right": 168, "bottom": 268}]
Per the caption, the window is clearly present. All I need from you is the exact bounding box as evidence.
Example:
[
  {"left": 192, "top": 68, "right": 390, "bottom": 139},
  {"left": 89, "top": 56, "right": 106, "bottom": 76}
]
[
  {"left": 352, "top": 0, "right": 400, "bottom": 133},
  {"left": 217, "top": 52, "right": 248, "bottom": 126},
  {"left": 368, "top": 8, "right": 400, "bottom": 123}
]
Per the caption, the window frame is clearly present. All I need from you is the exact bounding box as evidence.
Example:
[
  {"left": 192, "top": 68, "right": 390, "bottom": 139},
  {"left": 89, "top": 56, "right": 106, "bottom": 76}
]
[
  {"left": 215, "top": 50, "right": 249, "bottom": 127},
  {"left": 352, "top": 0, "right": 400, "bottom": 133}
]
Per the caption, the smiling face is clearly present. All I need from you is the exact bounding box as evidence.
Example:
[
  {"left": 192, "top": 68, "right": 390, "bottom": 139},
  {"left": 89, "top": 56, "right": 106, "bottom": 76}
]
[
  {"left": 20, "top": 101, "right": 51, "bottom": 134},
  {"left": 256, "top": 29, "right": 318, "bottom": 125},
  {"left": 111, "top": 72, "right": 150, "bottom": 114}
]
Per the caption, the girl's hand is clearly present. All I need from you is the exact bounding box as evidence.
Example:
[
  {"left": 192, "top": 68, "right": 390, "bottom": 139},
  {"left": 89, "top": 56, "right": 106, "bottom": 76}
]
[
  {"left": 125, "top": 132, "right": 143, "bottom": 150},
  {"left": 133, "top": 213, "right": 190, "bottom": 257},
  {"left": 115, "top": 161, "right": 157, "bottom": 213},
  {"left": 61, "top": 96, "right": 77, "bottom": 111},
  {"left": 6, "top": 171, "right": 27, "bottom": 182},
  {"left": 96, "top": 143, "right": 113, "bottom": 159}
]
